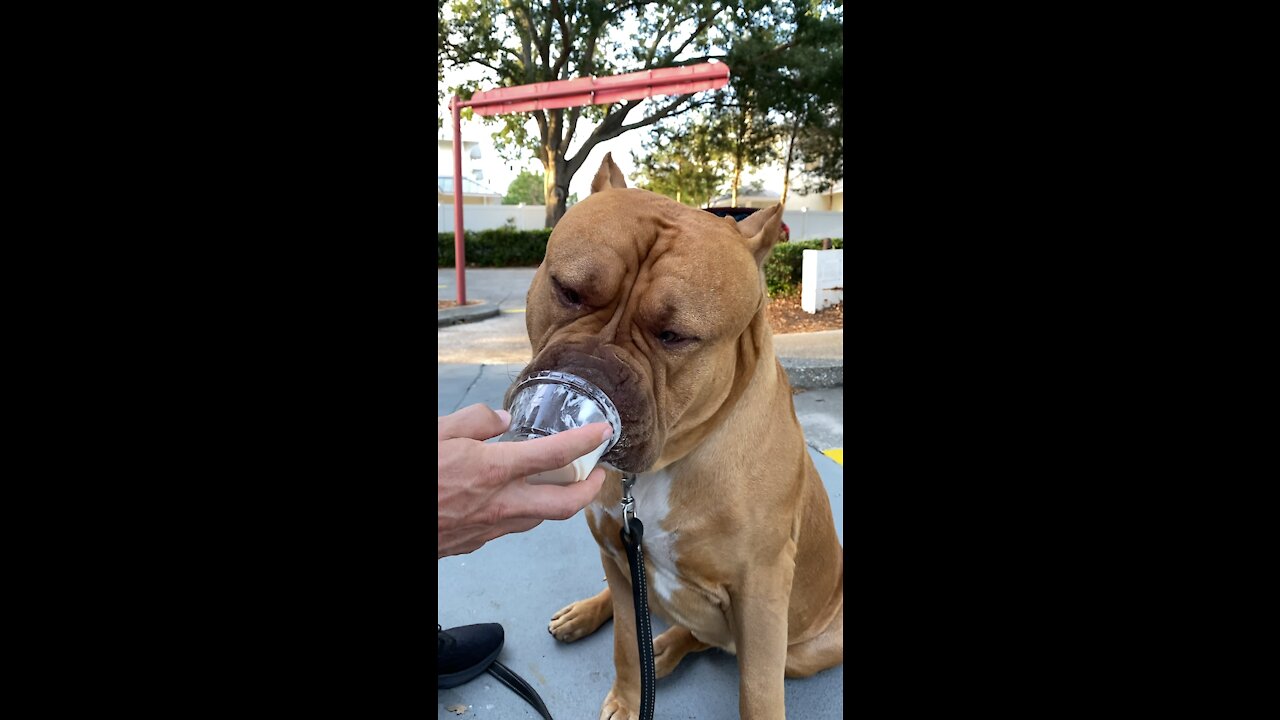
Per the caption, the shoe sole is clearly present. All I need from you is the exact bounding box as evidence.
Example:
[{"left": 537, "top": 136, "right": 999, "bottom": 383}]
[{"left": 438, "top": 643, "right": 503, "bottom": 689}]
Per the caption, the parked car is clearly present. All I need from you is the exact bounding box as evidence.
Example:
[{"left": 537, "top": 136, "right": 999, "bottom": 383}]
[{"left": 702, "top": 207, "right": 791, "bottom": 242}]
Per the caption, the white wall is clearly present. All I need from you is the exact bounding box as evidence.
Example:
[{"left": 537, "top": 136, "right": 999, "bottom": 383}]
[
  {"left": 438, "top": 204, "right": 844, "bottom": 240},
  {"left": 802, "top": 249, "right": 843, "bottom": 313},
  {"left": 438, "top": 204, "right": 548, "bottom": 232},
  {"left": 781, "top": 210, "right": 843, "bottom": 241},
  {"left": 786, "top": 190, "right": 844, "bottom": 212}
]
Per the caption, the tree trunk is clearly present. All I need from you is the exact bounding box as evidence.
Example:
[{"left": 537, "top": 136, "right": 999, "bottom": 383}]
[
  {"left": 543, "top": 155, "right": 568, "bottom": 228},
  {"left": 781, "top": 118, "right": 799, "bottom": 205},
  {"left": 731, "top": 163, "right": 741, "bottom": 206}
]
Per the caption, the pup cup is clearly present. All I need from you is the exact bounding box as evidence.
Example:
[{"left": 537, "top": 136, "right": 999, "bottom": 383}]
[{"left": 501, "top": 371, "right": 622, "bottom": 485}]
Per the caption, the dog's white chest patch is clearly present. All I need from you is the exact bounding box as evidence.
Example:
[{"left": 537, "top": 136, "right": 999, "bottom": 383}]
[{"left": 602, "top": 470, "right": 680, "bottom": 604}]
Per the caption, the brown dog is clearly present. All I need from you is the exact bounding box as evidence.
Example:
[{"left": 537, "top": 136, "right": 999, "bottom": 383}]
[{"left": 510, "top": 154, "right": 843, "bottom": 719}]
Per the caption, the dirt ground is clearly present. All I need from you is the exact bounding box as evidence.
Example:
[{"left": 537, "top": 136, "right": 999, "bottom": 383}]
[
  {"left": 440, "top": 296, "right": 842, "bottom": 334},
  {"left": 766, "top": 294, "right": 843, "bottom": 334}
]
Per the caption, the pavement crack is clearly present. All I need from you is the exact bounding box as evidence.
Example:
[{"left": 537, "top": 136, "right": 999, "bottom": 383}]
[{"left": 452, "top": 365, "right": 487, "bottom": 413}]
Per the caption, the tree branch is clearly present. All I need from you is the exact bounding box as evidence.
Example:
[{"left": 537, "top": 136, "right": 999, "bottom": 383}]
[
  {"left": 540, "top": 4, "right": 552, "bottom": 72},
  {"left": 657, "top": 9, "right": 721, "bottom": 66},
  {"left": 549, "top": 0, "right": 572, "bottom": 78},
  {"left": 565, "top": 106, "right": 582, "bottom": 149},
  {"left": 513, "top": 2, "right": 549, "bottom": 80},
  {"left": 620, "top": 93, "right": 697, "bottom": 130},
  {"left": 510, "top": 3, "right": 535, "bottom": 82},
  {"left": 578, "top": 15, "right": 605, "bottom": 76},
  {"left": 534, "top": 109, "right": 548, "bottom": 146},
  {"left": 564, "top": 94, "right": 702, "bottom": 178},
  {"left": 642, "top": 14, "right": 680, "bottom": 68}
]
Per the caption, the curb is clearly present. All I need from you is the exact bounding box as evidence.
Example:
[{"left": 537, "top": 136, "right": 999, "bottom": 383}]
[
  {"left": 437, "top": 302, "right": 842, "bottom": 388},
  {"left": 437, "top": 301, "right": 500, "bottom": 327},
  {"left": 780, "top": 358, "right": 843, "bottom": 389}
]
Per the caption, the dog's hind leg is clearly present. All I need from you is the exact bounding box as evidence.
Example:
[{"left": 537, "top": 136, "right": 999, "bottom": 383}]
[
  {"left": 549, "top": 585, "right": 614, "bottom": 643},
  {"left": 653, "top": 625, "right": 711, "bottom": 678},
  {"left": 784, "top": 598, "right": 843, "bottom": 678}
]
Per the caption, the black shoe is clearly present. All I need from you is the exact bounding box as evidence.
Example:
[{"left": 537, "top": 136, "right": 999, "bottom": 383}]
[{"left": 438, "top": 623, "right": 504, "bottom": 689}]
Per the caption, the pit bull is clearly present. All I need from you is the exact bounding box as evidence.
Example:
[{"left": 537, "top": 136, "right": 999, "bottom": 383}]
[{"left": 509, "top": 154, "right": 843, "bottom": 719}]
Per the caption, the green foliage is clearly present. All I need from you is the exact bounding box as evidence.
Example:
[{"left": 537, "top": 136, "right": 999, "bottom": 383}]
[
  {"left": 438, "top": 228, "right": 554, "bottom": 268},
  {"left": 629, "top": 0, "right": 844, "bottom": 203},
  {"left": 503, "top": 169, "right": 546, "bottom": 205},
  {"left": 779, "top": 2, "right": 844, "bottom": 194},
  {"left": 631, "top": 116, "right": 726, "bottom": 207},
  {"left": 763, "top": 238, "right": 843, "bottom": 297}
]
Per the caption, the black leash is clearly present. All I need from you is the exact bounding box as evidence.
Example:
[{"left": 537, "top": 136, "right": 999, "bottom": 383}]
[
  {"left": 478, "top": 473, "right": 654, "bottom": 720},
  {"left": 619, "top": 473, "right": 656, "bottom": 720},
  {"left": 486, "top": 660, "right": 552, "bottom": 719}
]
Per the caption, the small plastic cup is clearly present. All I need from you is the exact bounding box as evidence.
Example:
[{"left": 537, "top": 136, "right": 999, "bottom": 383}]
[{"left": 501, "top": 371, "right": 623, "bottom": 485}]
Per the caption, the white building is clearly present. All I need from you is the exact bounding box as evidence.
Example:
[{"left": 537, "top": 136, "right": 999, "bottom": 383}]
[
  {"left": 785, "top": 180, "right": 843, "bottom": 212},
  {"left": 708, "top": 179, "right": 843, "bottom": 212},
  {"left": 437, "top": 128, "right": 504, "bottom": 205}
]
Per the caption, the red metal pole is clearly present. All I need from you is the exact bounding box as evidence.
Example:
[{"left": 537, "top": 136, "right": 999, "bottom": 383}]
[{"left": 451, "top": 95, "right": 467, "bottom": 305}]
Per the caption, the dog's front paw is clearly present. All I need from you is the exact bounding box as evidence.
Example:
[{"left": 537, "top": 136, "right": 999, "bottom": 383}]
[
  {"left": 549, "top": 598, "right": 604, "bottom": 643},
  {"left": 599, "top": 687, "right": 640, "bottom": 720}
]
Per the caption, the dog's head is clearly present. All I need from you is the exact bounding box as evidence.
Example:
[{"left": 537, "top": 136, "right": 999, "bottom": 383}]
[{"left": 507, "top": 153, "right": 785, "bottom": 473}]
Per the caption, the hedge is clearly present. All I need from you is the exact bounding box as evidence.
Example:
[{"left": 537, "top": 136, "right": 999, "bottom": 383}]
[
  {"left": 438, "top": 228, "right": 553, "bottom": 267},
  {"left": 440, "top": 230, "right": 840, "bottom": 298}
]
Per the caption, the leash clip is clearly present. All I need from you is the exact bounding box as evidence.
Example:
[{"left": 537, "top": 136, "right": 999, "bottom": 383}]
[{"left": 621, "top": 473, "right": 637, "bottom": 537}]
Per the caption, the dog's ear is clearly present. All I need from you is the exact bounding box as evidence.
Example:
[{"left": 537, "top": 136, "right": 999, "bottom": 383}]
[
  {"left": 590, "top": 152, "right": 628, "bottom": 193},
  {"left": 737, "top": 204, "right": 784, "bottom": 266}
]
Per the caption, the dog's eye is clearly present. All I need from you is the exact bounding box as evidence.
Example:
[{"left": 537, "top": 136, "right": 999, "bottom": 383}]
[
  {"left": 552, "top": 277, "right": 583, "bottom": 308},
  {"left": 657, "top": 330, "right": 692, "bottom": 348}
]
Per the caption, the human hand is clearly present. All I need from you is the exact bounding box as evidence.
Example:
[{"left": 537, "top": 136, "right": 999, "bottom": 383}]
[{"left": 438, "top": 403, "right": 613, "bottom": 559}]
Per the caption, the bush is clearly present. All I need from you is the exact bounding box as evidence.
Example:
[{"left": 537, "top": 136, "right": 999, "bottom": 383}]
[
  {"left": 439, "top": 230, "right": 841, "bottom": 297},
  {"left": 763, "top": 238, "right": 842, "bottom": 297},
  {"left": 438, "top": 228, "right": 554, "bottom": 267}
]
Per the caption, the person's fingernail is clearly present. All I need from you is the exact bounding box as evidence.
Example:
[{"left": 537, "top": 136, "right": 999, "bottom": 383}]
[
  {"left": 601, "top": 425, "right": 613, "bottom": 440},
  {"left": 496, "top": 410, "right": 511, "bottom": 426}
]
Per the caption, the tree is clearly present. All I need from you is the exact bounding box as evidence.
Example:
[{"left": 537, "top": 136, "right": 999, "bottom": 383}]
[
  {"left": 503, "top": 169, "right": 547, "bottom": 205},
  {"left": 706, "top": 10, "right": 786, "bottom": 206},
  {"left": 440, "top": 0, "right": 774, "bottom": 228},
  {"left": 621, "top": 0, "right": 843, "bottom": 204},
  {"left": 630, "top": 115, "right": 725, "bottom": 207},
  {"left": 774, "top": 1, "right": 843, "bottom": 200}
]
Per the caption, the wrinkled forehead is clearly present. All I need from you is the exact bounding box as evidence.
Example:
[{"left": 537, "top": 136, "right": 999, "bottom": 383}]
[
  {"left": 552, "top": 190, "right": 715, "bottom": 246},
  {"left": 544, "top": 191, "right": 763, "bottom": 325}
]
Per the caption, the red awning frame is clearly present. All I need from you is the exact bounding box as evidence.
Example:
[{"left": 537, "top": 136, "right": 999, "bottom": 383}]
[{"left": 446, "top": 62, "right": 730, "bottom": 305}]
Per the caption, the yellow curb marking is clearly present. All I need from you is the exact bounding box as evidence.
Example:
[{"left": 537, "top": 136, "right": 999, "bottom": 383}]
[
  {"left": 501, "top": 308, "right": 527, "bottom": 314},
  {"left": 438, "top": 285, "right": 447, "bottom": 289},
  {"left": 822, "top": 448, "right": 843, "bottom": 465}
]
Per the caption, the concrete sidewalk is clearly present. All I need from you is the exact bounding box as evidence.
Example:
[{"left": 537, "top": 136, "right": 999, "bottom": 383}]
[
  {"left": 438, "top": 363, "right": 844, "bottom": 720},
  {"left": 439, "top": 268, "right": 842, "bottom": 388}
]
